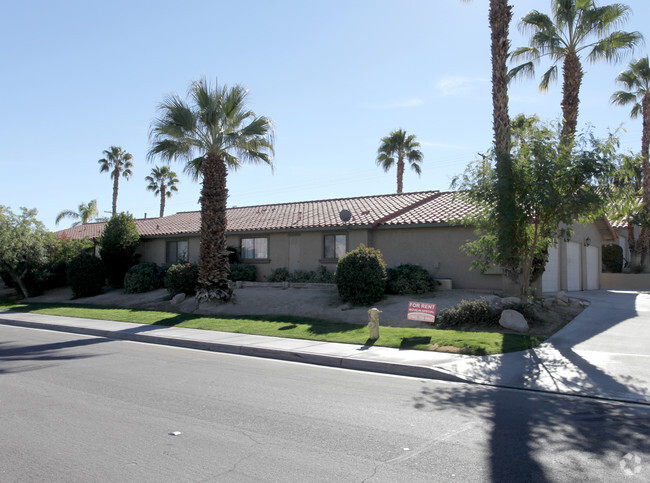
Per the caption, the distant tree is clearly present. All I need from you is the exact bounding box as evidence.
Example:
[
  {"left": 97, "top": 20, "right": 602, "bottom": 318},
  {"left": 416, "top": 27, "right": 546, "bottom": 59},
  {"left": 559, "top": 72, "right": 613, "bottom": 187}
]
[
  {"left": 376, "top": 129, "right": 423, "bottom": 194},
  {"left": 98, "top": 146, "right": 134, "bottom": 216},
  {"left": 99, "top": 213, "right": 140, "bottom": 287},
  {"left": 145, "top": 166, "right": 179, "bottom": 217},
  {"left": 611, "top": 56, "right": 650, "bottom": 267},
  {"left": 509, "top": 0, "right": 642, "bottom": 144},
  {"left": 55, "top": 199, "right": 99, "bottom": 227},
  {"left": 148, "top": 77, "right": 274, "bottom": 303}
]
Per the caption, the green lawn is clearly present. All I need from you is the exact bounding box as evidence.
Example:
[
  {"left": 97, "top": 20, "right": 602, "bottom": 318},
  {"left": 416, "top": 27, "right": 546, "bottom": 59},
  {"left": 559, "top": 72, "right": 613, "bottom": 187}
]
[{"left": 0, "top": 301, "right": 544, "bottom": 355}]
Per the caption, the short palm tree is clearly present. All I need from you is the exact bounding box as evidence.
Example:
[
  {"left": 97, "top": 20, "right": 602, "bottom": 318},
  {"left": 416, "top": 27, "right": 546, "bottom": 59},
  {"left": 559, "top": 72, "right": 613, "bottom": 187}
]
[
  {"left": 148, "top": 77, "right": 274, "bottom": 302},
  {"left": 55, "top": 199, "right": 99, "bottom": 227},
  {"left": 145, "top": 166, "right": 179, "bottom": 217},
  {"left": 612, "top": 56, "right": 650, "bottom": 266},
  {"left": 509, "top": 0, "right": 642, "bottom": 143},
  {"left": 98, "top": 146, "right": 134, "bottom": 216},
  {"left": 376, "top": 129, "right": 423, "bottom": 194}
]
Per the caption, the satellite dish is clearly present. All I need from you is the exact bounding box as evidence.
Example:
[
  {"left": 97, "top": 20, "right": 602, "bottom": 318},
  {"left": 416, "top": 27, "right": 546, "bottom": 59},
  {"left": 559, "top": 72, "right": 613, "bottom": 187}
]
[{"left": 339, "top": 209, "right": 352, "bottom": 223}]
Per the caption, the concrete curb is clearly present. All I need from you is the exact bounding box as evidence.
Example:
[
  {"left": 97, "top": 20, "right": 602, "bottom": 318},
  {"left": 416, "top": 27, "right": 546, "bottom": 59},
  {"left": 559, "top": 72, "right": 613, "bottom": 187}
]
[{"left": 0, "top": 315, "right": 468, "bottom": 384}]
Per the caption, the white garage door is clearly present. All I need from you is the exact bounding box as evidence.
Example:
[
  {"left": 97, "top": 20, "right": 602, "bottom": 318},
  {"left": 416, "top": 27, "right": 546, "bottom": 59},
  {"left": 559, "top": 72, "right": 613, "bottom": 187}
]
[
  {"left": 542, "top": 245, "right": 559, "bottom": 293},
  {"left": 586, "top": 246, "right": 599, "bottom": 290},
  {"left": 566, "top": 242, "right": 582, "bottom": 291}
]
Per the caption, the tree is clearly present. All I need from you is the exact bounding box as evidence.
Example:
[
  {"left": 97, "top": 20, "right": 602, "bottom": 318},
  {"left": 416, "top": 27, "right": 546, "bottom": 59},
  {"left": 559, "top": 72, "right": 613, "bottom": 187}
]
[
  {"left": 453, "top": 117, "right": 614, "bottom": 296},
  {"left": 55, "top": 199, "right": 99, "bottom": 227},
  {"left": 148, "top": 77, "right": 274, "bottom": 303},
  {"left": 145, "top": 166, "right": 179, "bottom": 217},
  {"left": 376, "top": 129, "right": 423, "bottom": 194},
  {"left": 611, "top": 56, "right": 650, "bottom": 267},
  {"left": 509, "top": 0, "right": 642, "bottom": 144},
  {"left": 0, "top": 206, "right": 51, "bottom": 298},
  {"left": 99, "top": 212, "right": 140, "bottom": 287},
  {"left": 98, "top": 146, "right": 134, "bottom": 216}
]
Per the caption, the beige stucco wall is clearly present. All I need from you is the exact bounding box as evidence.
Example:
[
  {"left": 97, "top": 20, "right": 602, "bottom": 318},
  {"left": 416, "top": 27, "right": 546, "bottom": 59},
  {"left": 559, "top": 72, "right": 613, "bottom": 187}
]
[
  {"left": 139, "top": 236, "right": 200, "bottom": 265},
  {"left": 602, "top": 273, "right": 650, "bottom": 290}
]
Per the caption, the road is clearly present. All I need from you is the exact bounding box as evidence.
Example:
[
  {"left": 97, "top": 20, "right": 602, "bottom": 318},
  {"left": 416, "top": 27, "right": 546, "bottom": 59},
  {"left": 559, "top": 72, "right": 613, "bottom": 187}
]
[{"left": 1, "top": 324, "right": 649, "bottom": 482}]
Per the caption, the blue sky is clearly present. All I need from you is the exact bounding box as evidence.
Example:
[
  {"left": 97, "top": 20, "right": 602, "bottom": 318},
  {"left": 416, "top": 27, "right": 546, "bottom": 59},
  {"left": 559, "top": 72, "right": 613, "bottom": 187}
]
[{"left": 2, "top": 0, "right": 649, "bottom": 231}]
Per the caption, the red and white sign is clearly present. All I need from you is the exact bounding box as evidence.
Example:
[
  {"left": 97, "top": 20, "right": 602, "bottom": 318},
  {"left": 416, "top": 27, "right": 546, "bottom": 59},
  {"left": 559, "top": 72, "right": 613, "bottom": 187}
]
[{"left": 407, "top": 302, "right": 436, "bottom": 323}]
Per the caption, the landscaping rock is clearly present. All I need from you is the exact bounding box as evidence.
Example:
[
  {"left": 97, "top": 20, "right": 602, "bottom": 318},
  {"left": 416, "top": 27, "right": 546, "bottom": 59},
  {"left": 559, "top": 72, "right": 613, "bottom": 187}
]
[
  {"left": 568, "top": 297, "right": 581, "bottom": 307},
  {"left": 499, "top": 309, "right": 529, "bottom": 333},
  {"left": 179, "top": 297, "right": 199, "bottom": 313},
  {"left": 541, "top": 297, "right": 555, "bottom": 308},
  {"left": 556, "top": 291, "right": 569, "bottom": 304},
  {"left": 170, "top": 293, "right": 186, "bottom": 305},
  {"left": 501, "top": 296, "right": 521, "bottom": 305}
]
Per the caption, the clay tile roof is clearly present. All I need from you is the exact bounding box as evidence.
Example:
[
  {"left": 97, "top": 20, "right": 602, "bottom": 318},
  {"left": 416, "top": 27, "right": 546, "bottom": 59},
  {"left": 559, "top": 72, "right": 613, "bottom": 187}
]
[{"left": 380, "top": 191, "right": 477, "bottom": 225}]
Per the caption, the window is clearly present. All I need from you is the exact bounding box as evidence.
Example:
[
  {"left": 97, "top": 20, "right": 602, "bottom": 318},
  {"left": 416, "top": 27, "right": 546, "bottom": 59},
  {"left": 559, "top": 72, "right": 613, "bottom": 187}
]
[
  {"left": 166, "top": 240, "right": 189, "bottom": 264},
  {"left": 241, "top": 237, "right": 268, "bottom": 260},
  {"left": 324, "top": 234, "right": 347, "bottom": 259}
]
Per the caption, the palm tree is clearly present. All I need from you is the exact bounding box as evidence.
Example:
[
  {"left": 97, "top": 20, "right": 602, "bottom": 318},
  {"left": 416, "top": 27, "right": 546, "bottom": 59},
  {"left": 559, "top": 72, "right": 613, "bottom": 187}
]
[
  {"left": 55, "top": 199, "right": 99, "bottom": 227},
  {"left": 145, "top": 166, "right": 179, "bottom": 217},
  {"left": 148, "top": 77, "right": 274, "bottom": 303},
  {"left": 98, "top": 146, "right": 134, "bottom": 216},
  {"left": 509, "top": 0, "right": 642, "bottom": 144},
  {"left": 376, "top": 129, "right": 423, "bottom": 194},
  {"left": 611, "top": 56, "right": 650, "bottom": 266}
]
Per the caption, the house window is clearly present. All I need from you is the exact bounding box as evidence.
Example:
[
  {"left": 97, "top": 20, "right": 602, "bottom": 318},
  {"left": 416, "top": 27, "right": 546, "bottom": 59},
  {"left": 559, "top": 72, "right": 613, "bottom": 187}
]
[
  {"left": 166, "top": 240, "right": 189, "bottom": 264},
  {"left": 241, "top": 237, "right": 268, "bottom": 260},
  {"left": 324, "top": 234, "right": 347, "bottom": 259}
]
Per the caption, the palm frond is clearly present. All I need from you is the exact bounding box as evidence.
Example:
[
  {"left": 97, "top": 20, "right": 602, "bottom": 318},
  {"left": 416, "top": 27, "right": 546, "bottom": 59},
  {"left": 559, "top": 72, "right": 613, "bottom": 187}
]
[
  {"left": 539, "top": 65, "right": 559, "bottom": 91},
  {"left": 588, "top": 31, "right": 643, "bottom": 63},
  {"left": 508, "top": 62, "right": 536, "bottom": 82}
]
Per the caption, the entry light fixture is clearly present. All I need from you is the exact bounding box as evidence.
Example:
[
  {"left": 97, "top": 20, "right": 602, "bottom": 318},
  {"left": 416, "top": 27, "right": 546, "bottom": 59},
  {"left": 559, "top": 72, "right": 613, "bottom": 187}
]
[{"left": 584, "top": 237, "right": 591, "bottom": 247}]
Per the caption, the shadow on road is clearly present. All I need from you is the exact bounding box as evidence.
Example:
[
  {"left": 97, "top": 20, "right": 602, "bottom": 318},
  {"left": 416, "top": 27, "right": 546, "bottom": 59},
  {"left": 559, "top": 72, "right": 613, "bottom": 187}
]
[{"left": 0, "top": 337, "right": 105, "bottom": 374}]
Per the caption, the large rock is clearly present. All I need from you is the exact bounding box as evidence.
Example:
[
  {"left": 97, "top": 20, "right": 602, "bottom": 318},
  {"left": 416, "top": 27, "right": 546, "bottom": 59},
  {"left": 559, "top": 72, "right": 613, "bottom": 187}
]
[
  {"left": 500, "top": 296, "right": 521, "bottom": 306},
  {"left": 499, "top": 309, "right": 529, "bottom": 333},
  {"left": 555, "top": 291, "right": 569, "bottom": 305},
  {"left": 170, "top": 293, "right": 186, "bottom": 305}
]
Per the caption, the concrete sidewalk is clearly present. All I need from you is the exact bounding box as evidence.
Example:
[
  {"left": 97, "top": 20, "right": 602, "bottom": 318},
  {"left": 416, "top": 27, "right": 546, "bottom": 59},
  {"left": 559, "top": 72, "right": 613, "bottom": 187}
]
[{"left": 1, "top": 290, "right": 649, "bottom": 404}]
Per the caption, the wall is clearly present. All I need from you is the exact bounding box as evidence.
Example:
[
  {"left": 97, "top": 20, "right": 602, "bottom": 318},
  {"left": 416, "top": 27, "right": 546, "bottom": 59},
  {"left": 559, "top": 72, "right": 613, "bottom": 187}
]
[{"left": 601, "top": 273, "right": 650, "bottom": 290}]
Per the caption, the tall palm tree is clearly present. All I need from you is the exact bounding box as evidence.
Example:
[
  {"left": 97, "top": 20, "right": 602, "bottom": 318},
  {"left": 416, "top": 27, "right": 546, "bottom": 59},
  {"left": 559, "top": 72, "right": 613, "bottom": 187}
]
[
  {"left": 98, "top": 146, "right": 134, "bottom": 216},
  {"left": 145, "top": 166, "right": 179, "bottom": 217},
  {"left": 376, "top": 129, "right": 423, "bottom": 194},
  {"left": 55, "top": 199, "right": 99, "bottom": 227},
  {"left": 509, "top": 0, "right": 642, "bottom": 144},
  {"left": 611, "top": 56, "right": 650, "bottom": 266},
  {"left": 148, "top": 77, "right": 274, "bottom": 303}
]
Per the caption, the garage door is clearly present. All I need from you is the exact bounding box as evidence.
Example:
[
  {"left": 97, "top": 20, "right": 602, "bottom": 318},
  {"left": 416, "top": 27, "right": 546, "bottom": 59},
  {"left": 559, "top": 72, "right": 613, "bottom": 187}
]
[
  {"left": 566, "top": 242, "right": 581, "bottom": 291},
  {"left": 586, "top": 246, "right": 599, "bottom": 290},
  {"left": 542, "top": 245, "right": 559, "bottom": 293}
]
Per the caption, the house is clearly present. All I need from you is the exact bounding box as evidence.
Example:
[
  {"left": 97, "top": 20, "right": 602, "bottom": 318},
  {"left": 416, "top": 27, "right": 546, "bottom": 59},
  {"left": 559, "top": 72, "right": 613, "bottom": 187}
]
[{"left": 55, "top": 190, "right": 612, "bottom": 293}]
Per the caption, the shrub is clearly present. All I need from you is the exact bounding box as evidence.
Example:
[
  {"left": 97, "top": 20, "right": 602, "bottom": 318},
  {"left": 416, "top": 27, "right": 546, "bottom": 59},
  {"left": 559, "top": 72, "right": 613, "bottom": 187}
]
[
  {"left": 227, "top": 246, "right": 240, "bottom": 264},
  {"left": 335, "top": 244, "right": 387, "bottom": 305},
  {"left": 229, "top": 263, "right": 256, "bottom": 282},
  {"left": 386, "top": 264, "right": 436, "bottom": 295},
  {"left": 289, "top": 269, "right": 313, "bottom": 283},
  {"left": 602, "top": 244, "right": 623, "bottom": 273},
  {"left": 124, "top": 262, "right": 163, "bottom": 293},
  {"left": 436, "top": 298, "right": 539, "bottom": 328},
  {"left": 268, "top": 267, "right": 290, "bottom": 282},
  {"left": 164, "top": 263, "right": 199, "bottom": 295},
  {"left": 99, "top": 213, "right": 140, "bottom": 287},
  {"left": 313, "top": 265, "right": 335, "bottom": 283},
  {"left": 67, "top": 253, "right": 105, "bottom": 298}
]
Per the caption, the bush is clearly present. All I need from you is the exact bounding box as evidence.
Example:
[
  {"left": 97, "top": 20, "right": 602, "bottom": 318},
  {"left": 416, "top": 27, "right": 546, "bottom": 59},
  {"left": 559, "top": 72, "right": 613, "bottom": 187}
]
[
  {"left": 67, "top": 253, "right": 105, "bottom": 298},
  {"left": 99, "top": 213, "right": 141, "bottom": 287},
  {"left": 227, "top": 246, "right": 240, "bottom": 264},
  {"left": 335, "top": 244, "right": 387, "bottom": 305},
  {"left": 268, "top": 267, "right": 290, "bottom": 282},
  {"left": 313, "top": 265, "right": 335, "bottom": 283},
  {"left": 229, "top": 263, "right": 256, "bottom": 282},
  {"left": 602, "top": 244, "right": 623, "bottom": 273},
  {"left": 386, "top": 264, "right": 436, "bottom": 295},
  {"left": 436, "top": 298, "right": 539, "bottom": 328},
  {"left": 124, "top": 262, "right": 163, "bottom": 293},
  {"left": 164, "top": 263, "right": 199, "bottom": 295}
]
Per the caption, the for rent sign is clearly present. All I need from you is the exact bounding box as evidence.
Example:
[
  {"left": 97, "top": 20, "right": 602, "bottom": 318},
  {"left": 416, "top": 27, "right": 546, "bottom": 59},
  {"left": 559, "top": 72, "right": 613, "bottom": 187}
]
[{"left": 407, "top": 302, "right": 436, "bottom": 323}]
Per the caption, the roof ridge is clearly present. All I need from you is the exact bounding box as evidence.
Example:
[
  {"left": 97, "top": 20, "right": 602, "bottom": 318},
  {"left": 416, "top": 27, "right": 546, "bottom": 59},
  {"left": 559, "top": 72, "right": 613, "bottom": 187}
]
[{"left": 371, "top": 191, "right": 443, "bottom": 227}]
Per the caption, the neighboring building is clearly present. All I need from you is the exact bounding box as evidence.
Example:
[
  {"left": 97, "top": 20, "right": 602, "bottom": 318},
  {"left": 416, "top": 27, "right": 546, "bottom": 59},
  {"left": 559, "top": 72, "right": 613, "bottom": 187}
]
[{"left": 55, "top": 190, "right": 613, "bottom": 292}]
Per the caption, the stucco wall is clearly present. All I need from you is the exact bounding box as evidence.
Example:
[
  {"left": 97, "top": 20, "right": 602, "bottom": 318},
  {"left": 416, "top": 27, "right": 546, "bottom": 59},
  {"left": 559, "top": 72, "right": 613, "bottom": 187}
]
[{"left": 602, "top": 273, "right": 650, "bottom": 290}]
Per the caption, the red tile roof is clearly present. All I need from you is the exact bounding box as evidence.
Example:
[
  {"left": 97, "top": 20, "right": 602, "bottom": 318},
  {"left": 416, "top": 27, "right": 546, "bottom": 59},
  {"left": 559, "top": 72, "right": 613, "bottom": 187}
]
[{"left": 54, "top": 190, "right": 478, "bottom": 240}]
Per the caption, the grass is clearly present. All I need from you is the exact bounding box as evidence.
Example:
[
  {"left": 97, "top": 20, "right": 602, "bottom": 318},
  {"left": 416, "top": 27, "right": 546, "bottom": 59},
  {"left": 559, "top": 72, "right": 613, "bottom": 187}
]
[{"left": 0, "top": 300, "right": 545, "bottom": 355}]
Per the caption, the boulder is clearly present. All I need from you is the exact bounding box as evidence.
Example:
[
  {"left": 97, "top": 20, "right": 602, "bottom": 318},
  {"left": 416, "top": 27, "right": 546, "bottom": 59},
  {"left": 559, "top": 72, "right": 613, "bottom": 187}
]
[
  {"left": 499, "top": 309, "right": 529, "bottom": 333},
  {"left": 568, "top": 297, "right": 581, "bottom": 307},
  {"left": 170, "top": 293, "right": 186, "bottom": 305},
  {"left": 556, "top": 291, "right": 569, "bottom": 304},
  {"left": 500, "top": 296, "right": 521, "bottom": 306}
]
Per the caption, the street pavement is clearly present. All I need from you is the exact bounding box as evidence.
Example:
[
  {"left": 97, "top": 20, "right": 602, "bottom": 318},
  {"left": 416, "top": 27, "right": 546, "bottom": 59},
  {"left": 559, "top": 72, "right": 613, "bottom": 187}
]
[{"left": 1, "top": 290, "right": 649, "bottom": 404}]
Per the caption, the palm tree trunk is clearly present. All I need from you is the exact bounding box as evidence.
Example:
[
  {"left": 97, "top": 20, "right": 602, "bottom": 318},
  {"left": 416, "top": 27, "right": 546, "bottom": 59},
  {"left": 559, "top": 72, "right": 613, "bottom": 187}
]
[
  {"left": 160, "top": 181, "right": 166, "bottom": 218},
  {"left": 196, "top": 151, "right": 232, "bottom": 303},
  {"left": 627, "top": 222, "right": 638, "bottom": 269},
  {"left": 560, "top": 51, "right": 584, "bottom": 144},
  {"left": 112, "top": 169, "right": 120, "bottom": 216},
  {"left": 642, "top": 94, "right": 650, "bottom": 268},
  {"left": 397, "top": 157, "right": 404, "bottom": 194}
]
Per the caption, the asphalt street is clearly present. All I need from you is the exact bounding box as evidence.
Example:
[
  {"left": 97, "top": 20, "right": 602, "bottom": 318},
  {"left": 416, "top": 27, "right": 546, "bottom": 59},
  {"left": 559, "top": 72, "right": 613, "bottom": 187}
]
[{"left": 1, "top": 325, "right": 649, "bottom": 482}]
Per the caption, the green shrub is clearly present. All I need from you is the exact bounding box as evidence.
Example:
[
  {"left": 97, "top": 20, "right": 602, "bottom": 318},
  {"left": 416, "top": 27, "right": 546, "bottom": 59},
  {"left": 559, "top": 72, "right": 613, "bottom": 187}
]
[
  {"left": 124, "top": 262, "right": 163, "bottom": 293},
  {"left": 229, "top": 263, "right": 257, "bottom": 282},
  {"left": 386, "top": 264, "right": 436, "bottom": 295},
  {"left": 335, "top": 244, "right": 387, "bottom": 305},
  {"left": 164, "top": 263, "right": 199, "bottom": 295},
  {"left": 289, "top": 269, "right": 314, "bottom": 283},
  {"left": 67, "top": 253, "right": 105, "bottom": 298},
  {"left": 99, "top": 213, "right": 140, "bottom": 287},
  {"left": 268, "top": 267, "right": 290, "bottom": 282},
  {"left": 602, "top": 244, "right": 623, "bottom": 273},
  {"left": 313, "top": 265, "right": 335, "bottom": 283},
  {"left": 436, "top": 298, "right": 539, "bottom": 328}
]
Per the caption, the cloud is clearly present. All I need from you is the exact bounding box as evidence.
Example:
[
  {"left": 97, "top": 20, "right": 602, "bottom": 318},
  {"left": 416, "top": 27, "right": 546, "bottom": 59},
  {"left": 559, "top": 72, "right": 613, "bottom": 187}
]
[
  {"left": 435, "top": 76, "right": 487, "bottom": 97},
  {"left": 362, "top": 98, "right": 424, "bottom": 109}
]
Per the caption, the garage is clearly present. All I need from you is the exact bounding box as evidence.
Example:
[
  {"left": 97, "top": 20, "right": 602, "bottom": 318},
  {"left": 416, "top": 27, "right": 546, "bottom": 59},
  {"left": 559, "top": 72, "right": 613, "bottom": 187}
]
[
  {"left": 586, "top": 245, "right": 599, "bottom": 290},
  {"left": 542, "top": 245, "right": 559, "bottom": 293},
  {"left": 566, "top": 242, "right": 582, "bottom": 291}
]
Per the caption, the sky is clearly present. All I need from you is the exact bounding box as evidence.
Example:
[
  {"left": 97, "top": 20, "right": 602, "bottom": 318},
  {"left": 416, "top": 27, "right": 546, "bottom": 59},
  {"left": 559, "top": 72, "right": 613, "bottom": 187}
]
[{"left": 1, "top": 0, "right": 649, "bottom": 231}]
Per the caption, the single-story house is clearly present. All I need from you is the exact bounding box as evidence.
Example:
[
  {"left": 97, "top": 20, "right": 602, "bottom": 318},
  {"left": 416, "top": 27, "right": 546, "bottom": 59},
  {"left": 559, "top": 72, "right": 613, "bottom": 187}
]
[{"left": 55, "top": 190, "right": 616, "bottom": 293}]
